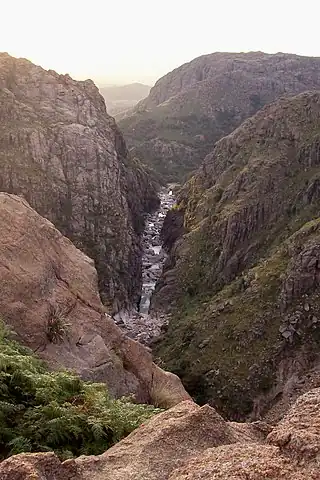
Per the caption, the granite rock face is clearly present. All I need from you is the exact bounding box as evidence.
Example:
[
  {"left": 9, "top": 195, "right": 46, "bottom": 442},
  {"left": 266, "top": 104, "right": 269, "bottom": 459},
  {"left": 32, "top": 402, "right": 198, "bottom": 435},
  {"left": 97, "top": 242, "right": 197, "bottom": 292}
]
[
  {"left": 153, "top": 92, "right": 320, "bottom": 418},
  {"left": 1, "top": 388, "right": 320, "bottom": 479},
  {"left": 0, "top": 52, "right": 159, "bottom": 312},
  {"left": 119, "top": 52, "right": 320, "bottom": 181},
  {"left": 0, "top": 193, "right": 189, "bottom": 406}
]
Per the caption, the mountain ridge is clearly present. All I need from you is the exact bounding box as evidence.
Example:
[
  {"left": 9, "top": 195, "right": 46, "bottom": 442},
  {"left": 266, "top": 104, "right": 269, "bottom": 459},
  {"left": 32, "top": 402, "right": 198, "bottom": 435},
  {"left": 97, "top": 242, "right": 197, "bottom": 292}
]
[
  {"left": 152, "top": 90, "right": 320, "bottom": 418},
  {"left": 100, "top": 82, "right": 151, "bottom": 116},
  {"left": 119, "top": 51, "right": 320, "bottom": 181}
]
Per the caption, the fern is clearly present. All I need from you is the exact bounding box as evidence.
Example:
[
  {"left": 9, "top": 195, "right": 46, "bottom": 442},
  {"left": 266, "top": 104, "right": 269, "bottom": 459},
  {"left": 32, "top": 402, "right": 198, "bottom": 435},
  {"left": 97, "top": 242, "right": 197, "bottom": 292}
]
[
  {"left": 8, "top": 436, "right": 32, "bottom": 455},
  {"left": 0, "top": 320, "right": 162, "bottom": 459}
]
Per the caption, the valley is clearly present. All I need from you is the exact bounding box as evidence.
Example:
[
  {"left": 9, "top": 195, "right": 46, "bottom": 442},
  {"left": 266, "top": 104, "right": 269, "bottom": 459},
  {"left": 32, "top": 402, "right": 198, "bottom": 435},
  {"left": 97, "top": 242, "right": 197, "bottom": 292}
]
[
  {"left": 1, "top": 48, "right": 320, "bottom": 479},
  {"left": 113, "top": 185, "right": 176, "bottom": 345}
]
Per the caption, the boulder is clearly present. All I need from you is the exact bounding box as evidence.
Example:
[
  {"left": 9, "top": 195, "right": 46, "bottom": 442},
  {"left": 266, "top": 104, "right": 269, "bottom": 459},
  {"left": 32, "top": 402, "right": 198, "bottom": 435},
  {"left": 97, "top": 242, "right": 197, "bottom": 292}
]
[
  {"left": 0, "top": 453, "right": 77, "bottom": 480},
  {"left": 1, "top": 389, "right": 320, "bottom": 479},
  {"left": 0, "top": 193, "right": 189, "bottom": 406}
]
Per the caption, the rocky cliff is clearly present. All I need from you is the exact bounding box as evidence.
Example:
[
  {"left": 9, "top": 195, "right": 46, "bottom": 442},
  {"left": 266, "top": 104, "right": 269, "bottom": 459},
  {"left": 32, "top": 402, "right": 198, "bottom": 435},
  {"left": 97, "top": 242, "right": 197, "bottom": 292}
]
[
  {"left": 152, "top": 91, "right": 320, "bottom": 418},
  {"left": 119, "top": 52, "right": 320, "bottom": 181},
  {"left": 0, "top": 193, "right": 189, "bottom": 407},
  {"left": 0, "top": 52, "right": 159, "bottom": 312},
  {"left": 1, "top": 388, "right": 320, "bottom": 478}
]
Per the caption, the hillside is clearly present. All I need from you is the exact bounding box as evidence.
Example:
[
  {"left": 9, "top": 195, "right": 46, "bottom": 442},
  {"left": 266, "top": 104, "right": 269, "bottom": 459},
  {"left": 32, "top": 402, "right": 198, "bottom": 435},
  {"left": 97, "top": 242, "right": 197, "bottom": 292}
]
[
  {"left": 100, "top": 83, "right": 150, "bottom": 115},
  {"left": 0, "top": 193, "right": 189, "bottom": 408},
  {"left": 119, "top": 52, "right": 320, "bottom": 181},
  {"left": 0, "top": 53, "right": 159, "bottom": 312},
  {"left": 152, "top": 91, "right": 320, "bottom": 418}
]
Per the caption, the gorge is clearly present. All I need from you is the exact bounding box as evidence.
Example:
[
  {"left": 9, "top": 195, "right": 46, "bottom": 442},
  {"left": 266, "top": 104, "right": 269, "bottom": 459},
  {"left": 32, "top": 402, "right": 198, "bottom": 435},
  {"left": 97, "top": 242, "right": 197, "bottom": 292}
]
[
  {"left": 1, "top": 50, "right": 320, "bottom": 479},
  {"left": 119, "top": 52, "right": 320, "bottom": 182},
  {"left": 113, "top": 185, "right": 176, "bottom": 345}
]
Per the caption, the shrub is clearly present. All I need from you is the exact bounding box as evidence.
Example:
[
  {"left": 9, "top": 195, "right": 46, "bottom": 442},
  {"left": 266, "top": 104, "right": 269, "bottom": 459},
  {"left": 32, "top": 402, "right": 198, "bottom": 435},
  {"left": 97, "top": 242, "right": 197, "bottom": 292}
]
[
  {"left": 46, "top": 304, "right": 71, "bottom": 343},
  {"left": 0, "top": 322, "right": 161, "bottom": 460}
]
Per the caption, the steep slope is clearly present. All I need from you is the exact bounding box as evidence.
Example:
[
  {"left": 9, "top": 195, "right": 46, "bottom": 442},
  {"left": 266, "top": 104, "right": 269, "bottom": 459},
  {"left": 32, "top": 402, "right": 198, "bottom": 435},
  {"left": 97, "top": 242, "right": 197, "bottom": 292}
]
[
  {"left": 0, "top": 52, "right": 159, "bottom": 312},
  {"left": 152, "top": 91, "right": 320, "bottom": 418},
  {"left": 100, "top": 83, "right": 150, "bottom": 116},
  {"left": 2, "top": 388, "right": 320, "bottom": 479},
  {"left": 0, "top": 193, "right": 189, "bottom": 407},
  {"left": 119, "top": 52, "right": 320, "bottom": 181}
]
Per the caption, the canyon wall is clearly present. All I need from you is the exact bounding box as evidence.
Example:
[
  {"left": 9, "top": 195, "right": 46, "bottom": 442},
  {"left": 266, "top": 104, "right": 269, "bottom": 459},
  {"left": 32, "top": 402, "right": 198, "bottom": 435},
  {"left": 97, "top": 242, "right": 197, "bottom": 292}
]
[
  {"left": 153, "top": 92, "right": 320, "bottom": 418},
  {"left": 0, "top": 53, "right": 159, "bottom": 312}
]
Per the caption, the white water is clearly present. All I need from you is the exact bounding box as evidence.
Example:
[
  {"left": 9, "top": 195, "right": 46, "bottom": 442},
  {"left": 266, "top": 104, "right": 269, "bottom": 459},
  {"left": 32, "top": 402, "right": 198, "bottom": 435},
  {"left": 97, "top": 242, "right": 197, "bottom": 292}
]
[
  {"left": 139, "top": 187, "right": 176, "bottom": 314},
  {"left": 113, "top": 185, "right": 176, "bottom": 344}
]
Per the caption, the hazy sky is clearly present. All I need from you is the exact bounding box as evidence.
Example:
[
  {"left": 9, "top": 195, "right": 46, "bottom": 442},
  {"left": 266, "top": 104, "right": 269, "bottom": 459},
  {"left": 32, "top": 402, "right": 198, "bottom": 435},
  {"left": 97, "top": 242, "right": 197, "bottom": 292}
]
[{"left": 1, "top": 0, "right": 319, "bottom": 86}]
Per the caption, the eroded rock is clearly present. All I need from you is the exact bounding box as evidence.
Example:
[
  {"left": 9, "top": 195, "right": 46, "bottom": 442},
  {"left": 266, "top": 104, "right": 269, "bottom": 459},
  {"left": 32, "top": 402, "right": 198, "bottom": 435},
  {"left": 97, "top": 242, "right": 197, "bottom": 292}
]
[
  {"left": 2, "top": 389, "right": 320, "bottom": 479},
  {"left": 0, "top": 52, "right": 159, "bottom": 312},
  {"left": 0, "top": 193, "right": 189, "bottom": 407},
  {"left": 152, "top": 92, "right": 320, "bottom": 418},
  {"left": 120, "top": 52, "right": 320, "bottom": 181}
]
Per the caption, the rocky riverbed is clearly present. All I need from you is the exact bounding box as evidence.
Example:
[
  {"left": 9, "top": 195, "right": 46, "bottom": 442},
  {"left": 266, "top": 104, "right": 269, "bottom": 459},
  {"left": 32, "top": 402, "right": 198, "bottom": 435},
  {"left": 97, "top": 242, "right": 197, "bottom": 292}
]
[{"left": 113, "top": 186, "right": 176, "bottom": 344}]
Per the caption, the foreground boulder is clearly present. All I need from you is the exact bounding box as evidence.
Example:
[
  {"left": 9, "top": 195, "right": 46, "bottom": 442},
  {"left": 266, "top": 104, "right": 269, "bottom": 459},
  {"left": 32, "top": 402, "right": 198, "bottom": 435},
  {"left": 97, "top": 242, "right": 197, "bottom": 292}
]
[
  {"left": 1, "top": 388, "right": 320, "bottom": 479},
  {"left": 0, "top": 193, "right": 189, "bottom": 406},
  {"left": 153, "top": 91, "right": 320, "bottom": 418},
  {"left": 0, "top": 52, "right": 159, "bottom": 312}
]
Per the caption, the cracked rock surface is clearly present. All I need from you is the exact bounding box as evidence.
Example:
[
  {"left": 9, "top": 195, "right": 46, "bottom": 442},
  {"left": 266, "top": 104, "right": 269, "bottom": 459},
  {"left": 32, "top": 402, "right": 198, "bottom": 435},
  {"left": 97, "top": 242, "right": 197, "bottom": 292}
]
[{"left": 0, "top": 52, "right": 159, "bottom": 312}]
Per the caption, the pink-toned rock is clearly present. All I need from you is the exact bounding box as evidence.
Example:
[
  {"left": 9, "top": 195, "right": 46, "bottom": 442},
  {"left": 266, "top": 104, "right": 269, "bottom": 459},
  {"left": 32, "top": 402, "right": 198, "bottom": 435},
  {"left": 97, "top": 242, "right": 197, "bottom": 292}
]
[
  {"left": 268, "top": 387, "right": 320, "bottom": 460},
  {"left": 0, "top": 453, "right": 77, "bottom": 480},
  {"left": 0, "top": 192, "right": 189, "bottom": 407},
  {"left": 2, "top": 390, "right": 320, "bottom": 479}
]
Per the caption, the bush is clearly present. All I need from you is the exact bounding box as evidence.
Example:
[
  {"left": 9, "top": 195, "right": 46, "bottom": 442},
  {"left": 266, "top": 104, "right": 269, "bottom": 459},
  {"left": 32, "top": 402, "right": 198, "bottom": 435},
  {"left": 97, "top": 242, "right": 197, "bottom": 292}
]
[
  {"left": 0, "top": 322, "right": 161, "bottom": 460},
  {"left": 46, "top": 304, "right": 71, "bottom": 343}
]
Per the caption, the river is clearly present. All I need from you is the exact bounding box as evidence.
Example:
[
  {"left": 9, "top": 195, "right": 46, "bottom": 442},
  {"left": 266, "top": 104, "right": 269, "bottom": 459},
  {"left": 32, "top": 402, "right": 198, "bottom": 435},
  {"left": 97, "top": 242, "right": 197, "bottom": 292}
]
[{"left": 113, "top": 185, "right": 176, "bottom": 344}]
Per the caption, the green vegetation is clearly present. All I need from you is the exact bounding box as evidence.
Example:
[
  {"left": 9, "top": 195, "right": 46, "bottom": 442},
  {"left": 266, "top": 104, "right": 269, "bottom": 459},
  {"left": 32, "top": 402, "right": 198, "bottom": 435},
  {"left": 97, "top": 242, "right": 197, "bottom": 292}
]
[
  {"left": 155, "top": 95, "right": 320, "bottom": 418},
  {"left": 46, "top": 304, "right": 71, "bottom": 344},
  {"left": 119, "top": 110, "right": 223, "bottom": 182},
  {"left": 0, "top": 323, "right": 161, "bottom": 460},
  {"left": 155, "top": 247, "right": 289, "bottom": 417}
]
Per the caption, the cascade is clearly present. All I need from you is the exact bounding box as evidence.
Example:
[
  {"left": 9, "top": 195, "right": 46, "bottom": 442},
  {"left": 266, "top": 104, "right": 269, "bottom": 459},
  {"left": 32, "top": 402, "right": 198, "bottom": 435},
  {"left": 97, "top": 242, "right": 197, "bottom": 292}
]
[{"left": 113, "top": 185, "right": 176, "bottom": 344}]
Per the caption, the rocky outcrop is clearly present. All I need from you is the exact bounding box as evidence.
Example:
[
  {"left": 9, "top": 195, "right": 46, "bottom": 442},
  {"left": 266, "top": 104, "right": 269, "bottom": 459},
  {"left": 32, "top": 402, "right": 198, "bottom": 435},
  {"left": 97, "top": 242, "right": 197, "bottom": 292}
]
[
  {"left": 119, "top": 51, "right": 320, "bottom": 181},
  {"left": 0, "top": 453, "right": 77, "bottom": 480},
  {"left": 152, "top": 92, "right": 320, "bottom": 418},
  {"left": 74, "top": 400, "right": 263, "bottom": 480},
  {"left": 0, "top": 52, "right": 159, "bottom": 312},
  {"left": 0, "top": 193, "right": 189, "bottom": 407},
  {"left": 2, "top": 388, "right": 320, "bottom": 479}
]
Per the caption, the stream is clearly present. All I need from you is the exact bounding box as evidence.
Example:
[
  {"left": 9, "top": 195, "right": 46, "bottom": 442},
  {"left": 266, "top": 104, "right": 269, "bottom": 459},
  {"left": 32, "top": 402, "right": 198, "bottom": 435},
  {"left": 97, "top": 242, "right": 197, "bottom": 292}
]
[{"left": 113, "top": 185, "right": 176, "bottom": 344}]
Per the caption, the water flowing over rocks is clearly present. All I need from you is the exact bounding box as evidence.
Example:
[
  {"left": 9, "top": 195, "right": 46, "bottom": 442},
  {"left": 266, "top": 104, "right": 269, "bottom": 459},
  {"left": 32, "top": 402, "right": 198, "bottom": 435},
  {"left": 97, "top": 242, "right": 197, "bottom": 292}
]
[
  {"left": 113, "top": 186, "right": 176, "bottom": 344},
  {"left": 152, "top": 92, "right": 320, "bottom": 419}
]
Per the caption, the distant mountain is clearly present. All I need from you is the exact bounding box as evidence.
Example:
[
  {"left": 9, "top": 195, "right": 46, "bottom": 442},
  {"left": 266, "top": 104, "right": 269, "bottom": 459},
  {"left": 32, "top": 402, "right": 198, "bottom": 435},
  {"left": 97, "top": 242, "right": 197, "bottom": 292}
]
[
  {"left": 119, "top": 52, "right": 320, "bottom": 181},
  {"left": 100, "top": 83, "right": 151, "bottom": 115}
]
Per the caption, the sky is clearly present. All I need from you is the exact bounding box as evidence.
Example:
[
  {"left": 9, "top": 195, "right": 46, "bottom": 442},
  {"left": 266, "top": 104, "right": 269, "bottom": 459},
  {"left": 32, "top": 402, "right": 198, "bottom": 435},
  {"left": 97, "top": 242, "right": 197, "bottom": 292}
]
[{"left": 1, "top": 0, "right": 319, "bottom": 87}]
